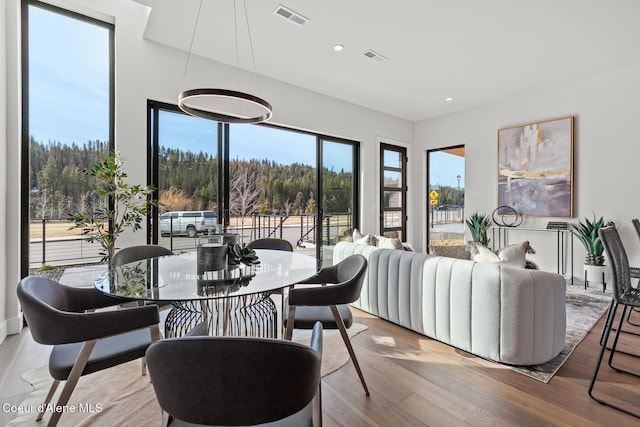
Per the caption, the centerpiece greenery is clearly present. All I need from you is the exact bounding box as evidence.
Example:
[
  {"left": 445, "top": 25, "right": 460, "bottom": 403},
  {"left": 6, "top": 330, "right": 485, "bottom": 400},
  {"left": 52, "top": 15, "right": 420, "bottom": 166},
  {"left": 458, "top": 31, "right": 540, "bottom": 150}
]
[
  {"left": 572, "top": 215, "right": 606, "bottom": 266},
  {"left": 465, "top": 212, "right": 492, "bottom": 247},
  {"left": 69, "top": 153, "right": 156, "bottom": 268},
  {"left": 228, "top": 243, "right": 260, "bottom": 266}
]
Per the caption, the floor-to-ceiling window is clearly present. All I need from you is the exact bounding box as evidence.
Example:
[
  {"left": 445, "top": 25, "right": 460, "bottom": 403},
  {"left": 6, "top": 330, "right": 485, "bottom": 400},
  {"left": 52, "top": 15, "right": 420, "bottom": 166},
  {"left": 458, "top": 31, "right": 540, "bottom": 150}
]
[
  {"left": 427, "top": 146, "right": 465, "bottom": 251},
  {"left": 148, "top": 103, "right": 359, "bottom": 264},
  {"left": 22, "top": 1, "right": 114, "bottom": 274},
  {"left": 149, "top": 105, "right": 220, "bottom": 252},
  {"left": 228, "top": 124, "right": 316, "bottom": 246},
  {"left": 380, "top": 143, "right": 407, "bottom": 240}
]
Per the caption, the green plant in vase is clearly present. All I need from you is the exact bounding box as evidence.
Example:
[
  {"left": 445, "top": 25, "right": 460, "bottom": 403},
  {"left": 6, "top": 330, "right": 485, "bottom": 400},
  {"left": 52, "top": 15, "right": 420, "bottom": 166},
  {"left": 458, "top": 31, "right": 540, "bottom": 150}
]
[
  {"left": 69, "top": 153, "right": 156, "bottom": 268},
  {"left": 465, "top": 212, "right": 492, "bottom": 246},
  {"left": 228, "top": 243, "right": 261, "bottom": 266},
  {"left": 572, "top": 215, "right": 606, "bottom": 266}
]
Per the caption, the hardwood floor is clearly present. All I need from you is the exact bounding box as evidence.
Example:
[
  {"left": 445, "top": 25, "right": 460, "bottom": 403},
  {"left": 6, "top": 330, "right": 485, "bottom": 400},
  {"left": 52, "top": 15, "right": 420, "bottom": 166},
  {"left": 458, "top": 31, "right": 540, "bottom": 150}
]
[{"left": 1, "top": 306, "right": 639, "bottom": 426}]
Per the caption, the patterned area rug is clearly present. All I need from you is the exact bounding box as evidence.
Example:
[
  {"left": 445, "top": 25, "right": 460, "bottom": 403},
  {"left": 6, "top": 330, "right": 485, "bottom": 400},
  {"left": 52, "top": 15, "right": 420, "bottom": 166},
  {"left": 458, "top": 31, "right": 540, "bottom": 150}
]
[
  {"left": 8, "top": 324, "right": 367, "bottom": 426},
  {"left": 510, "top": 281, "right": 612, "bottom": 383}
]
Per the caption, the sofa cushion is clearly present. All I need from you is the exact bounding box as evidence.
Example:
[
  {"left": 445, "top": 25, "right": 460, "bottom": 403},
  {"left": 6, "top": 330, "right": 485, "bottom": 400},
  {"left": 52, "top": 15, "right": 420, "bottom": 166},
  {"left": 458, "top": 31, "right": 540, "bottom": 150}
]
[
  {"left": 375, "top": 235, "right": 404, "bottom": 250},
  {"left": 468, "top": 241, "right": 534, "bottom": 268},
  {"left": 352, "top": 228, "right": 373, "bottom": 245},
  {"left": 498, "top": 241, "right": 534, "bottom": 268},
  {"left": 468, "top": 242, "right": 501, "bottom": 263}
]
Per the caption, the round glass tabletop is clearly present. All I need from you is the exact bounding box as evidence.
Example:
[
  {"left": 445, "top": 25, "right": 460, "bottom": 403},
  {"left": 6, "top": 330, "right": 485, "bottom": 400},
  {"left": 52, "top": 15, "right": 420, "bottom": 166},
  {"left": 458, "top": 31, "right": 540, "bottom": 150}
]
[{"left": 94, "top": 249, "right": 321, "bottom": 302}]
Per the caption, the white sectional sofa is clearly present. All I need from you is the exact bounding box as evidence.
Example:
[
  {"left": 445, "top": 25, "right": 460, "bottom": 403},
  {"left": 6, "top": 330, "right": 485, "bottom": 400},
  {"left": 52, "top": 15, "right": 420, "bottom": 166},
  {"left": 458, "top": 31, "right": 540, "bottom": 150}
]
[{"left": 333, "top": 241, "right": 566, "bottom": 365}]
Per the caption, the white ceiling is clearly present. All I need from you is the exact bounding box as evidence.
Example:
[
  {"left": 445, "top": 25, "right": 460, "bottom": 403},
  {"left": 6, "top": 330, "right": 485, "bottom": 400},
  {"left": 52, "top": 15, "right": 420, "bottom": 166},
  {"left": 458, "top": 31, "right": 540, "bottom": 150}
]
[{"left": 132, "top": 0, "right": 640, "bottom": 122}]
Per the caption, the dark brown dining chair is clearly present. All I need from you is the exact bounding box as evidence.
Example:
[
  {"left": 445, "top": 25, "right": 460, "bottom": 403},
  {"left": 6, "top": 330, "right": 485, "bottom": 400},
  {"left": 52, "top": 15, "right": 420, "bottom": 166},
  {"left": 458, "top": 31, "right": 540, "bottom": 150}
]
[
  {"left": 111, "top": 244, "right": 173, "bottom": 267},
  {"left": 246, "top": 237, "right": 294, "bottom": 252},
  {"left": 284, "top": 254, "right": 370, "bottom": 395},
  {"left": 246, "top": 238, "right": 294, "bottom": 334},
  {"left": 589, "top": 225, "right": 640, "bottom": 418},
  {"left": 17, "top": 276, "right": 161, "bottom": 427},
  {"left": 146, "top": 322, "right": 323, "bottom": 426},
  {"left": 112, "top": 245, "right": 173, "bottom": 308}
]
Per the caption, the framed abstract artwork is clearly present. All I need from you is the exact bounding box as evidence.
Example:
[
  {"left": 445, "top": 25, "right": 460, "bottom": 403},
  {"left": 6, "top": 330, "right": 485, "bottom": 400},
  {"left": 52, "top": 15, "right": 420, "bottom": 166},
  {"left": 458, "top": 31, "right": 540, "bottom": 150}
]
[{"left": 497, "top": 116, "right": 573, "bottom": 217}]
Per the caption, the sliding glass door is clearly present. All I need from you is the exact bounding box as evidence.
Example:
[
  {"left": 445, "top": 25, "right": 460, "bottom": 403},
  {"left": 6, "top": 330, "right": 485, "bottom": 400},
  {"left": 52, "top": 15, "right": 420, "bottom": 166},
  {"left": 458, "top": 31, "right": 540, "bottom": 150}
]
[
  {"left": 149, "top": 102, "right": 359, "bottom": 263},
  {"left": 228, "top": 124, "right": 316, "bottom": 247},
  {"left": 321, "top": 139, "right": 358, "bottom": 262},
  {"left": 150, "top": 106, "right": 219, "bottom": 252}
]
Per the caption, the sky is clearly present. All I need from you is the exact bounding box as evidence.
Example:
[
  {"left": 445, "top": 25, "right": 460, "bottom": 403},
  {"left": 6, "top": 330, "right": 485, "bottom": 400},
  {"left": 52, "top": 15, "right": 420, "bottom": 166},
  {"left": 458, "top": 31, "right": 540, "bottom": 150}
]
[
  {"left": 429, "top": 151, "right": 465, "bottom": 189},
  {"left": 29, "top": 5, "right": 110, "bottom": 145},
  {"left": 29, "top": 4, "right": 461, "bottom": 184}
]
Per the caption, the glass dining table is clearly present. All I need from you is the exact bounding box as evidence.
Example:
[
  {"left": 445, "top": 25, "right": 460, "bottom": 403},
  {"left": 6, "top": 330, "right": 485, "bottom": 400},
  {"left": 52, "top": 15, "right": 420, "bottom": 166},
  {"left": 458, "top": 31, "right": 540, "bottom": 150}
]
[{"left": 94, "top": 249, "right": 321, "bottom": 338}]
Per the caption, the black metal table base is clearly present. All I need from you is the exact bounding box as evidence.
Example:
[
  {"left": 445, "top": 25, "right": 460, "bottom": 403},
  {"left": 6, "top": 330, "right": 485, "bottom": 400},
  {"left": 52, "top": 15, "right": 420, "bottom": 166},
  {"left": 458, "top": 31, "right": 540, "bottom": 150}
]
[{"left": 164, "top": 293, "right": 278, "bottom": 338}]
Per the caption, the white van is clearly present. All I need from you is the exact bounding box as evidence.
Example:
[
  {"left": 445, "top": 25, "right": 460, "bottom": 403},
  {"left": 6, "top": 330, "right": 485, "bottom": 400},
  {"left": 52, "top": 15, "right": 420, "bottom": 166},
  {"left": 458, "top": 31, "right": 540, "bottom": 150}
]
[{"left": 160, "top": 211, "right": 217, "bottom": 238}]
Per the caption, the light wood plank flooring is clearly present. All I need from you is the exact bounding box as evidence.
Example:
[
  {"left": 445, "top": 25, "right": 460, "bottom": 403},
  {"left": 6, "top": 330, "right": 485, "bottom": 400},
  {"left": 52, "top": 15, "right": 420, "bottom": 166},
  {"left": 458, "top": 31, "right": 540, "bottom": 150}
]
[{"left": 2, "top": 307, "right": 640, "bottom": 426}]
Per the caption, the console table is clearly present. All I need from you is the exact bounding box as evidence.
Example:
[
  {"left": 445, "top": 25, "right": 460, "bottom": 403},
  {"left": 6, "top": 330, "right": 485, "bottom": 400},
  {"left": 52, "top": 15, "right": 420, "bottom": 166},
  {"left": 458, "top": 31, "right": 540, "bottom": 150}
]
[{"left": 492, "top": 226, "right": 574, "bottom": 285}]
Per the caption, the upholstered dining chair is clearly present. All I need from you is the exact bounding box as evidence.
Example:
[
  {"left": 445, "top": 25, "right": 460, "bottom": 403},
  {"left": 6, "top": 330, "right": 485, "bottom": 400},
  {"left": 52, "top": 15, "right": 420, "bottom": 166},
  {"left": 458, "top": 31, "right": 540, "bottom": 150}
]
[
  {"left": 17, "top": 276, "right": 161, "bottom": 427},
  {"left": 246, "top": 237, "right": 294, "bottom": 252},
  {"left": 146, "top": 322, "right": 323, "bottom": 426},
  {"left": 589, "top": 225, "right": 640, "bottom": 418},
  {"left": 246, "top": 238, "right": 294, "bottom": 335},
  {"left": 284, "top": 254, "right": 370, "bottom": 396},
  {"left": 111, "top": 244, "right": 173, "bottom": 267}
]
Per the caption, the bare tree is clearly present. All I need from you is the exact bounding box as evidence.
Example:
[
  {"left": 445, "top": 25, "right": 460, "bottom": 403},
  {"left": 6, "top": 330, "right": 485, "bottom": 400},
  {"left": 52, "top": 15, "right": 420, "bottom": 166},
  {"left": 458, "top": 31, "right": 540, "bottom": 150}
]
[
  {"left": 230, "top": 163, "right": 261, "bottom": 231},
  {"left": 283, "top": 198, "right": 292, "bottom": 217}
]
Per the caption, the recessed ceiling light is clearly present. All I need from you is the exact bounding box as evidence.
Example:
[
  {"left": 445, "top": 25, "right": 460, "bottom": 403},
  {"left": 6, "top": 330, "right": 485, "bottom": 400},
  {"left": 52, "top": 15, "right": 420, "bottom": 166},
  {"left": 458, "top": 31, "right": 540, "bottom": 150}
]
[
  {"left": 333, "top": 44, "right": 344, "bottom": 52},
  {"left": 445, "top": 97, "right": 454, "bottom": 102}
]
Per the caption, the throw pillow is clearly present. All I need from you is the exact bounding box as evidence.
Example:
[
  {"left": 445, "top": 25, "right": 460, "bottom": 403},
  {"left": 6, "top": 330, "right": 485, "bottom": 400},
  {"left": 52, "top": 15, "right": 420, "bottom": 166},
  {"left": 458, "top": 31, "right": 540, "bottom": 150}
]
[
  {"left": 497, "top": 241, "right": 535, "bottom": 268},
  {"left": 467, "top": 240, "right": 535, "bottom": 268},
  {"left": 375, "top": 235, "right": 405, "bottom": 250},
  {"left": 467, "top": 241, "right": 500, "bottom": 263},
  {"left": 352, "top": 228, "right": 373, "bottom": 245}
]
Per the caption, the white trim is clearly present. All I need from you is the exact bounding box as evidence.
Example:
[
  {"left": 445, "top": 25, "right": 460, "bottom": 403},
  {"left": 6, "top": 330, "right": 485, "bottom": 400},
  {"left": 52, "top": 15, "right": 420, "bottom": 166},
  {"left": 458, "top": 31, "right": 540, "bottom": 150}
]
[{"left": 0, "top": 314, "right": 23, "bottom": 345}]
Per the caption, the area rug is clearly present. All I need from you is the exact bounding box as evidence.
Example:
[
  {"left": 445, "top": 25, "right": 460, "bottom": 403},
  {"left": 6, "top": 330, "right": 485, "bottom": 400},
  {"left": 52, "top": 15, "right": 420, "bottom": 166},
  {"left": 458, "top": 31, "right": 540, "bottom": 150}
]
[
  {"left": 509, "top": 282, "right": 612, "bottom": 383},
  {"left": 8, "top": 324, "right": 367, "bottom": 426}
]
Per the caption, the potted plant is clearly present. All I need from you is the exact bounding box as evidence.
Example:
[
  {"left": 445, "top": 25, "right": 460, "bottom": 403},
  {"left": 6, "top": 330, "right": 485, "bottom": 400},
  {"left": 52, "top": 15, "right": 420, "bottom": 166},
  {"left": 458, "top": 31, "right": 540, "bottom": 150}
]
[
  {"left": 572, "top": 215, "right": 608, "bottom": 285},
  {"left": 69, "top": 153, "right": 156, "bottom": 268},
  {"left": 228, "top": 243, "right": 260, "bottom": 267},
  {"left": 465, "top": 212, "right": 492, "bottom": 247}
]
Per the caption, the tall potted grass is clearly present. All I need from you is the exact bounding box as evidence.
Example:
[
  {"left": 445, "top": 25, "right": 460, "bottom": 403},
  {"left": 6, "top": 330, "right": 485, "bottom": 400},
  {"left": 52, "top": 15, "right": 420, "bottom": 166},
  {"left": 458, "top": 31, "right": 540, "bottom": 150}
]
[
  {"left": 572, "top": 215, "right": 608, "bottom": 285},
  {"left": 465, "top": 212, "right": 492, "bottom": 247}
]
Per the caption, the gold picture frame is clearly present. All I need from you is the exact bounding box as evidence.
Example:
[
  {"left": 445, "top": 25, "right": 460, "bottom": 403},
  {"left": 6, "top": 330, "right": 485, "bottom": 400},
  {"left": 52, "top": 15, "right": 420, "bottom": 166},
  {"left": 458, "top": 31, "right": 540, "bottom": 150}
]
[{"left": 497, "top": 116, "right": 574, "bottom": 217}]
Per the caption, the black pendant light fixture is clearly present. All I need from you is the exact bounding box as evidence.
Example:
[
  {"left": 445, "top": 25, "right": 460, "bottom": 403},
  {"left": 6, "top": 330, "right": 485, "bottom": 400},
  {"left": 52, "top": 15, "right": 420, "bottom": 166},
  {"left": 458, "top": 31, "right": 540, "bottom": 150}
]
[{"left": 178, "top": 0, "right": 272, "bottom": 124}]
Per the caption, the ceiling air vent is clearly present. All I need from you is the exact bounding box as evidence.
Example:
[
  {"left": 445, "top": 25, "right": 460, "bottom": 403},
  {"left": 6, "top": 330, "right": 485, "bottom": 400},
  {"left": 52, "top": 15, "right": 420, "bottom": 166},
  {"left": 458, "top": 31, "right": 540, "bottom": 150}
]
[
  {"left": 363, "top": 49, "right": 387, "bottom": 63},
  {"left": 273, "top": 4, "right": 309, "bottom": 27}
]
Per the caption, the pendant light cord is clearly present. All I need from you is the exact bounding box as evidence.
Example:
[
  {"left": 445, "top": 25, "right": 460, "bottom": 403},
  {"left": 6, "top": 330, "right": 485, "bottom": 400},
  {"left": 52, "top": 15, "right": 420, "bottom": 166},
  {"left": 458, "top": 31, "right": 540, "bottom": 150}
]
[
  {"left": 180, "top": 0, "right": 204, "bottom": 90},
  {"left": 242, "top": 0, "right": 262, "bottom": 95}
]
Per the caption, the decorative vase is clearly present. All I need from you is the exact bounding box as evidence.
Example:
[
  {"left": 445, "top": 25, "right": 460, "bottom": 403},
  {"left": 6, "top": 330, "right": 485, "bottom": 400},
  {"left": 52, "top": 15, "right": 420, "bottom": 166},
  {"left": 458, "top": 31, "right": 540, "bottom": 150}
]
[{"left": 197, "top": 243, "right": 228, "bottom": 276}]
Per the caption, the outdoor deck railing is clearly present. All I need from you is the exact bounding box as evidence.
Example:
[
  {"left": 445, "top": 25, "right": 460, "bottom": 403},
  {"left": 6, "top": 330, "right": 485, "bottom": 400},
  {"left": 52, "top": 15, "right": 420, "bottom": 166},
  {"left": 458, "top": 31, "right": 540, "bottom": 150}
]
[{"left": 30, "top": 213, "right": 353, "bottom": 267}]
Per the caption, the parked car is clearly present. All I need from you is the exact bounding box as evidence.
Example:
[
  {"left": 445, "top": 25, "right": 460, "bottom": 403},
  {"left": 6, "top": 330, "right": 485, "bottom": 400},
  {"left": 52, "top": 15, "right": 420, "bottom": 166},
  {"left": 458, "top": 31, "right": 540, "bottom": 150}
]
[
  {"left": 436, "top": 204, "right": 462, "bottom": 211},
  {"left": 160, "top": 210, "right": 217, "bottom": 238}
]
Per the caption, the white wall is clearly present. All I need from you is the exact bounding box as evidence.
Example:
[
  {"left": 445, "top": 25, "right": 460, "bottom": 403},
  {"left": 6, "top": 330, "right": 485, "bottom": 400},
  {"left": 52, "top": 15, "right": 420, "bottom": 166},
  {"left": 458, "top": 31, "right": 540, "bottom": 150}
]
[
  {"left": 413, "top": 63, "right": 640, "bottom": 273},
  {"left": 2, "top": 0, "right": 22, "bottom": 344},
  {"left": 0, "top": 0, "right": 413, "bottom": 339}
]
